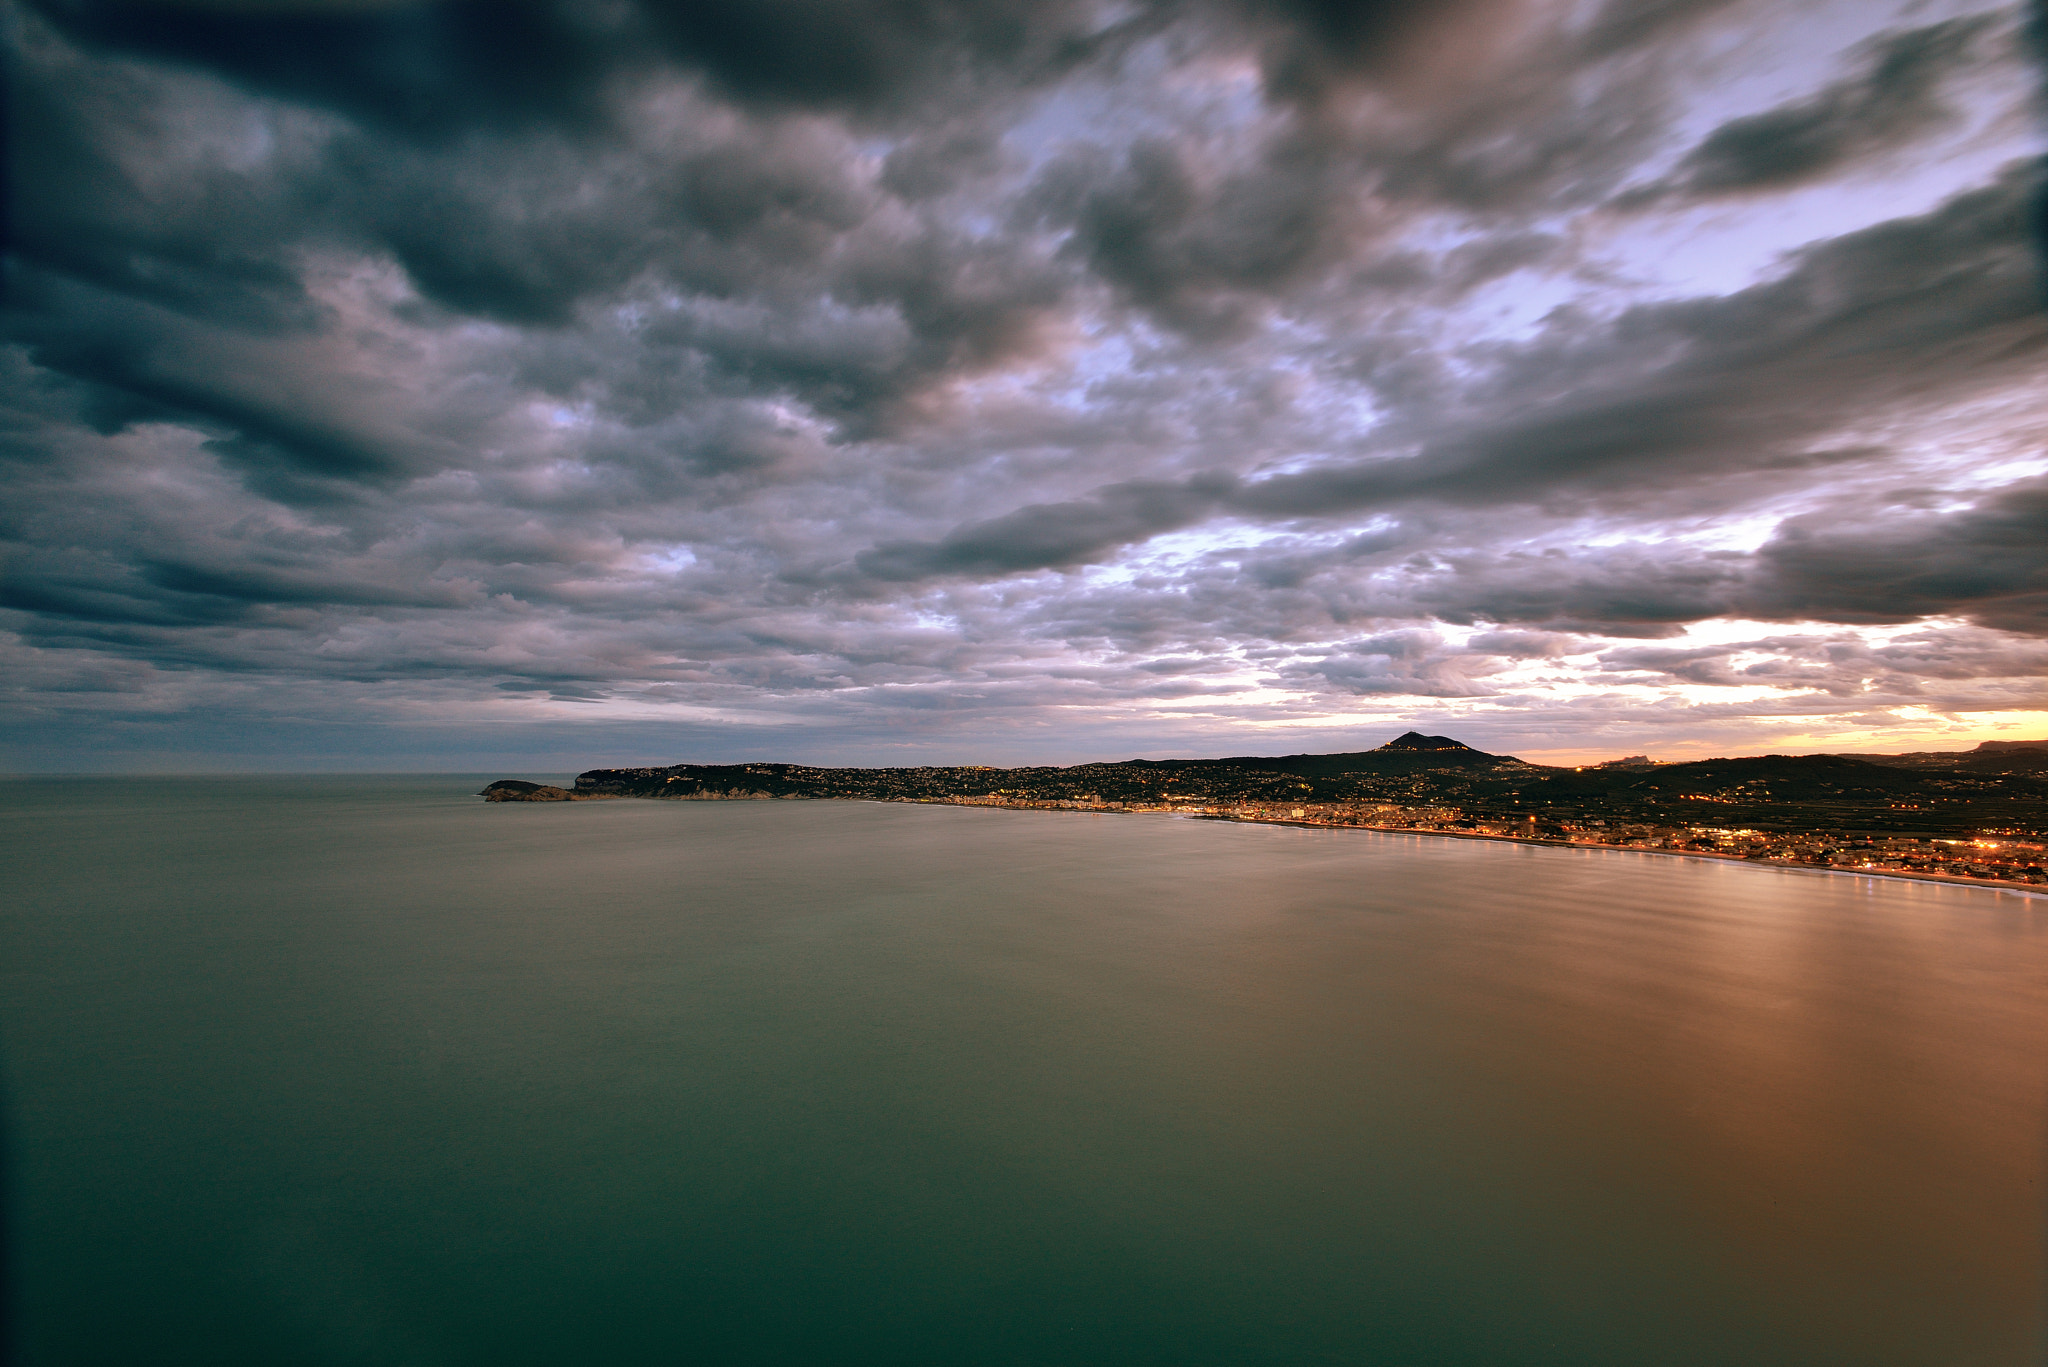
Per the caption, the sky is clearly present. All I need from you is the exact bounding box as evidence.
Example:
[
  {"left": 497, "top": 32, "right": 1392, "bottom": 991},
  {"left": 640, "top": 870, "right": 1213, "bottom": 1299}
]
[{"left": 4, "top": 0, "right": 2046, "bottom": 772}]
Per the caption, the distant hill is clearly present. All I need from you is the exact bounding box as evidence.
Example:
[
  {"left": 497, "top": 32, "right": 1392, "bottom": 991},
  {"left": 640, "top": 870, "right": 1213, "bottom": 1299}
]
[
  {"left": 1376, "top": 731, "right": 1481, "bottom": 752},
  {"left": 563, "top": 732, "right": 1527, "bottom": 803},
  {"left": 1123, "top": 732, "right": 1520, "bottom": 781},
  {"left": 1861, "top": 744, "right": 2048, "bottom": 774},
  {"left": 490, "top": 729, "right": 2048, "bottom": 836},
  {"left": 1526, "top": 752, "right": 1926, "bottom": 803}
]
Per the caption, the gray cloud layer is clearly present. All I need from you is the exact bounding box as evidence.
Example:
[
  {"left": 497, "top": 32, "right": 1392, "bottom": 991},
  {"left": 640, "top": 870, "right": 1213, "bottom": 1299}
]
[{"left": 3, "top": 0, "right": 2044, "bottom": 766}]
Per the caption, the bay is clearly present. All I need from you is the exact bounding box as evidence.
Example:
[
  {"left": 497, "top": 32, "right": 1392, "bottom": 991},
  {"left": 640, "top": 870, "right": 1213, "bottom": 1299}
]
[{"left": 1, "top": 775, "right": 2043, "bottom": 1365}]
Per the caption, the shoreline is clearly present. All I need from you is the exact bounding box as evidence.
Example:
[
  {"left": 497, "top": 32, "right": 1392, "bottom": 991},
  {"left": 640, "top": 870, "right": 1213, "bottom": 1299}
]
[
  {"left": 1140, "top": 807, "right": 2048, "bottom": 898},
  {"left": 554, "top": 788, "right": 2048, "bottom": 899}
]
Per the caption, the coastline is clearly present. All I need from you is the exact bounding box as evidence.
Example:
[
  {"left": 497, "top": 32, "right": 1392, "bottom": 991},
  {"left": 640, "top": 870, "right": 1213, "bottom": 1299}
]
[
  {"left": 531, "top": 787, "right": 2048, "bottom": 899},
  {"left": 1136, "top": 807, "right": 2048, "bottom": 898}
]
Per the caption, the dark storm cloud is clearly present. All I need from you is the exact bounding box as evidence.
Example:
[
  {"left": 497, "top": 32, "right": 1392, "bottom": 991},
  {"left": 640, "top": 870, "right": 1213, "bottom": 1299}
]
[
  {"left": 1059, "top": 462, "right": 2048, "bottom": 650},
  {"left": 968, "top": 525, "right": 1715, "bottom": 665},
  {"left": 1248, "top": 160, "right": 2043, "bottom": 512},
  {"left": 1399, "top": 547, "right": 1742, "bottom": 636},
  {"left": 0, "top": 0, "right": 1739, "bottom": 455},
  {"left": 631, "top": 0, "right": 1133, "bottom": 116},
  {"left": 1206, "top": 0, "right": 1528, "bottom": 108},
  {"left": 22, "top": 0, "right": 1133, "bottom": 136},
  {"left": 10, "top": 0, "right": 1084, "bottom": 404},
  {"left": 856, "top": 476, "right": 1237, "bottom": 580},
  {"left": 1008, "top": 0, "right": 1686, "bottom": 333},
  {"left": 1595, "top": 628, "right": 2048, "bottom": 697},
  {"left": 4, "top": 21, "right": 330, "bottom": 332},
  {"left": 2025, "top": 0, "right": 2048, "bottom": 283},
  {"left": 3, "top": 0, "right": 2044, "bottom": 765},
  {"left": 1024, "top": 136, "right": 1350, "bottom": 336},
  {"left": 26, "top": 0, "right": 627, "bottom": 135},
  {"left": 2, "top": 49, "right": 1061, "bottom": 469},
  {"left": 1463, "top": 630, "right": 1585, "bottom": 659},
  {"left": 1596, "top": 642, "right": 1750, "bottom": 686},
  {"left": 1620, "top": 16, "right": 1997, "bottom": 205},
  {"left": 1276, "top": 629, "right": 1497, "bottom": 697},
  {"left": 1578, "top": 0, "right": 1749, "bottom": 58},
  {"left": 1746, "top": 477, "right": 2048, "bottom": 634},
  {"left": 865, "top": 161, "right": 2044, "bottom": 583},
  {"left": 23, "top": 0, "right": 1607, "bottom": 146},
  {"left": 1098, "top": 465, "right": 2048, "bottom": 650},
  {"left": 7, "top": 270, "right": 453, "bottom": 488},
  {"left": 332, "top": 121, "right": 876, "bottom": 328}
]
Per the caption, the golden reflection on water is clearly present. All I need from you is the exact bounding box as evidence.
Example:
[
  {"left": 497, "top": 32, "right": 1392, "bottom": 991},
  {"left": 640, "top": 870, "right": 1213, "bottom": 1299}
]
[
  {"left": 1375, "top": 845, "right": 2042, "bottom": 1363},
  {"left": 5, "top": 789, "right": 2043, "bottom": 1366},
  {"left": 1132, "top": 826, "right": 2047, "bottom": 1364}
]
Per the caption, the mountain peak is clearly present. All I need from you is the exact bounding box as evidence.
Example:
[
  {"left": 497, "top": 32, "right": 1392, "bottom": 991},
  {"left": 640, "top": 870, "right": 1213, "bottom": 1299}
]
[{"left": 1376, "top": 731, "right": 1479, "bottom": 752}]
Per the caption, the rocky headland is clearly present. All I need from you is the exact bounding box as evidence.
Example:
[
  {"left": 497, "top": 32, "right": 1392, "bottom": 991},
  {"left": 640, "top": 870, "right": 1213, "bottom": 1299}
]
[{"left": 478, "top": 779, "right": 619, "bottom": 802}]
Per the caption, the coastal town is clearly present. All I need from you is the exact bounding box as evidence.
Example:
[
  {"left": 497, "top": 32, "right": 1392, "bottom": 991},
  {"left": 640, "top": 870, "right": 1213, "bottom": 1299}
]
[
  {"left": 482, "top": 732, "right": 2048, "bottom": 892},
  {"left": 940, "top": 794, "right": 2048, "bottom": 889}
]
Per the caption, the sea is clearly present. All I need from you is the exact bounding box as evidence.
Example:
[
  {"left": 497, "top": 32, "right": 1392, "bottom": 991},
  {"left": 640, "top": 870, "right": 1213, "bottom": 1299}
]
[{"left": 1, "top": 775, "right": 2043, "bottom": 1366}]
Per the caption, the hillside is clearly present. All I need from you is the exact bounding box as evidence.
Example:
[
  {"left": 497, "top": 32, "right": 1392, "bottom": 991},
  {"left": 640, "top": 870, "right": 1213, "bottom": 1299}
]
[{"left": 525, "top": 734, "right": 2048, "bottom": 837}]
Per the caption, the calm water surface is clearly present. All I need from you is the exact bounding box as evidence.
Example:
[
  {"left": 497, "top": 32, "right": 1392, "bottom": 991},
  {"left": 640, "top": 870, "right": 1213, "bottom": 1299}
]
[{"left": 2, "top": 776, "right": 2044, "bottom": 1365}]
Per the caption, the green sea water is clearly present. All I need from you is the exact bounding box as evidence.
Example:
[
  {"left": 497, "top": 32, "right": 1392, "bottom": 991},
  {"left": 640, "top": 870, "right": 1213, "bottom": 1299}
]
[{"left": 1, "top": 775, "right": 2043, "bottom": 1366}]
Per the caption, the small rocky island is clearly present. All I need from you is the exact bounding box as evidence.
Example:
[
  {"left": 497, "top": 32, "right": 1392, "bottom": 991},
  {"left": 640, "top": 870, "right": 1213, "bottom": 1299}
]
[
  {"left": 483, "top": 733, "right": 2048, "bottom": 888},
  {"left": 480, "top": 779, "right": 608, "bottom": 802}
]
